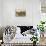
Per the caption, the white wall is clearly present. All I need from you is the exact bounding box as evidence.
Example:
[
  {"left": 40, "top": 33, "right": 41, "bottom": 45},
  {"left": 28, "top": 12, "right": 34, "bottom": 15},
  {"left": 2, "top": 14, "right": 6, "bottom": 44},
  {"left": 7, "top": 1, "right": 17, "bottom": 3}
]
[
  {"left": 32, "top": 0, "right": 41, "bottom": 27},
  {"left": 0, "top": 0, "right": 2, "bottom": 25},
  {"left": 1, "top": 0, "right": 41, "bottom": 26}
]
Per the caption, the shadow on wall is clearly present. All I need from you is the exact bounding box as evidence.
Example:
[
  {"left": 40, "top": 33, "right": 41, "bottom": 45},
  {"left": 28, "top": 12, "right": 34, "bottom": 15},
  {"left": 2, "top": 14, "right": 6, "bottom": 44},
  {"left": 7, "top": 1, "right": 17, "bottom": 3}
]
[{"left": 0, "top": 27, "right": 5, "bottom": 40}]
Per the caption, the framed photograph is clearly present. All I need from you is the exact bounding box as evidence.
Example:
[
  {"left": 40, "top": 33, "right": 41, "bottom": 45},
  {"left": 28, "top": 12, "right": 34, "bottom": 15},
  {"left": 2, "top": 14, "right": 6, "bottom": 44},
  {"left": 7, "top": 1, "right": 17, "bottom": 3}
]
[{"left": 16, "top": 9, "right": 26, "bottom": 17}]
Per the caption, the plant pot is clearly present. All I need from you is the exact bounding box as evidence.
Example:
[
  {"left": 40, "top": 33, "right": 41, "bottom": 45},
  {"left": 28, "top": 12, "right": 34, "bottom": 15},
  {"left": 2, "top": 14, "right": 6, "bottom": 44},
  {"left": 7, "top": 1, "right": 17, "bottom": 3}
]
[
  {"left": 33, "top": 41, "right": 36, "bottom": 46},
  {"left": 40, "top": 32, "right": 44, "bottom": 38}
]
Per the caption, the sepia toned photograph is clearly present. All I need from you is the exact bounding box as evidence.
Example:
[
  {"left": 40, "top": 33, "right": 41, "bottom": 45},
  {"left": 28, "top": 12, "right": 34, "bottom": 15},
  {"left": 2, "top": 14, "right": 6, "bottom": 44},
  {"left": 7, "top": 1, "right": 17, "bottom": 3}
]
[{"left": 16, "top": 9, "right": 26, "bottom": 17}]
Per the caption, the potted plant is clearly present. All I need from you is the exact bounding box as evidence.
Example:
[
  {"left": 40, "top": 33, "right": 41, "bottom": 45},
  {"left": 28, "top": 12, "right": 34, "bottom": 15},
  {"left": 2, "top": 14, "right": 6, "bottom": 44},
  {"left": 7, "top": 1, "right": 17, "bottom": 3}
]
[
  {"left": 37, "top": 21, "right": 45, "bottom": 37},
  {"left": 31, "top": 35, "right": 38, "bottom": 46}
]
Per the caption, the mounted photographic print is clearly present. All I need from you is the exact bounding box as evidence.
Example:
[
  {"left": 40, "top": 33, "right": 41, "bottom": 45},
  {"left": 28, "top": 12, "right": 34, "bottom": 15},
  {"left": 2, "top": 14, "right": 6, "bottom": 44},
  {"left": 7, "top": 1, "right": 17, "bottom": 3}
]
[{"left": 16, "top": 9, "right": 26, "bottom": 17}]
